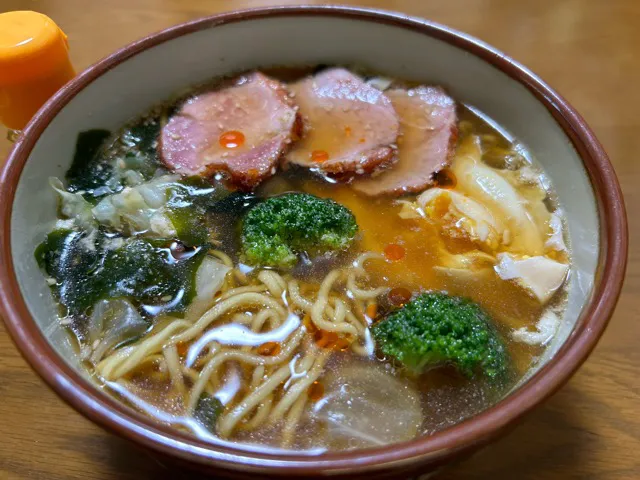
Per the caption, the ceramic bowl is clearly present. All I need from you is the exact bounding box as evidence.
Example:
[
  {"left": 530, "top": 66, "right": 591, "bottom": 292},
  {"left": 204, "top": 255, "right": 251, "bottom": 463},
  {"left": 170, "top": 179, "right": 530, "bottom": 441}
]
[{"left": 0, "top": 6, "right": 627, "bottom": 479}]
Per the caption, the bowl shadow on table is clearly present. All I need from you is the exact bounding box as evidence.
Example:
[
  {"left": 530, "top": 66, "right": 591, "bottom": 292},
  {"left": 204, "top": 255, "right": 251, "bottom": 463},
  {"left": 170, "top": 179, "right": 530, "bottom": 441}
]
[{"left": 99, "top": 383, "right": 596, "bottom": 480}]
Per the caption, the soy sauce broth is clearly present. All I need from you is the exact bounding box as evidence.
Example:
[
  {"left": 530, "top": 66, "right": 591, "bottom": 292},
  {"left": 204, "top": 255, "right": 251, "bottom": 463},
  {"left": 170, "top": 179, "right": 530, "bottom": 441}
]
[{"left": 39, "top": 65, "right": 569, "bottom": 453}]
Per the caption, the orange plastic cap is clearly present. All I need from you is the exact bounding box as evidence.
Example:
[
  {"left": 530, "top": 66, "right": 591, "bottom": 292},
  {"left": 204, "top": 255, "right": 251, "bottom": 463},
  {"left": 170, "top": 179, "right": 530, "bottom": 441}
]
[{"left": 0, "top": 11, "right": 75, "bottom": 129}]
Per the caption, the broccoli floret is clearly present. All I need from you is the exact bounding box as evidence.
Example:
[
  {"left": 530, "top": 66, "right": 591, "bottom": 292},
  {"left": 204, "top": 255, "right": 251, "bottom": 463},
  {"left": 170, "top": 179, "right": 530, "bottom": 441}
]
[
  {"left": 241, "top": 193, "right": 358, "bottom": 268},
  {"left": 372, "top": 292, "right": 510, "bottom": 381}
]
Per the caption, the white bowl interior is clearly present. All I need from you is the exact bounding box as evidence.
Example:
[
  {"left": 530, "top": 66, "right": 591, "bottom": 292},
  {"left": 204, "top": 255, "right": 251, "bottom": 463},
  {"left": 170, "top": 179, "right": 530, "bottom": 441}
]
[{"left": 11, "top": 14, "right": 598, "bottom": 386}]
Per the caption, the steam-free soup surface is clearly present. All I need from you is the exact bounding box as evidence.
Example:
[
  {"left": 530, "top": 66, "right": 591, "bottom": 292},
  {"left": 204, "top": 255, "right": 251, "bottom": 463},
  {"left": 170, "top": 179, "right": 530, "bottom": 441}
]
[{"left": 35, "top": 66, "right": 570, "bottom": 453}]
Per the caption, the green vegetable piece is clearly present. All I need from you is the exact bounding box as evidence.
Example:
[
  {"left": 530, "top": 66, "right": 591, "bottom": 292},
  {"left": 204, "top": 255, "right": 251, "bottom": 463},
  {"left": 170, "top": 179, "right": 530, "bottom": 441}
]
[
  {"left": 35, "top": 228, "right": 206, "bottom": 317},
  {"left": 166, "top": 176, "right": 233, "bottom": 245},
  {"left": 241, "top": 193, "right": 358, "bottom": 268},
  {"left": 120, "top": 118, "right": 164, "bottom": 178},
  {"left": 207, "top": 191, "right": 260, "bottom": 216},
  {"left": 65, "top": 118, "right": 167, "bottom": 201},
  {"left": 127, "top": 120, "right": 161, "bottom": 158},
  {"left": 166, "top": 206, "right": 206, "bottom": 246},
  {"left": 65, "top": 129, "right": 113, "bottom": 194},
  {"left": 194, "top": 393, "right": 223, "bottom": 432},
  {"left": 372, "top": 292, "right": 510, "bottom": 381}
]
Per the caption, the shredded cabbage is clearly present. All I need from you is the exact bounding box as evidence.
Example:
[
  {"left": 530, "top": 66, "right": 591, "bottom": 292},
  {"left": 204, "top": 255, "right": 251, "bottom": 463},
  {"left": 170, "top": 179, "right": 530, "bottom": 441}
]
[{"left": 92, "top": 175, "right": 179, "bottom": 236}]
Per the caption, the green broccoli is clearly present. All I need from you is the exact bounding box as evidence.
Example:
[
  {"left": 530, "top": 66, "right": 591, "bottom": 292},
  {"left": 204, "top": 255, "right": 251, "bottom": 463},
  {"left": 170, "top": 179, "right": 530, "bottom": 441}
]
[
  {"left": 241, "top": 193, "right": 358, "bottom": 268},
  {"left": 372, "top": 292, "right": 510, "bottom": 381}
]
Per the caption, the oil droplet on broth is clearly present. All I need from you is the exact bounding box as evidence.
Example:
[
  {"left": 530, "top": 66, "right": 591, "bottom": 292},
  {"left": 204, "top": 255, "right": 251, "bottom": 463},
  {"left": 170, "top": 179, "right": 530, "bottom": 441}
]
[
  {"left": 313, "top": 329, "right": 351, "bottom": 351},
  {"left": 257, "top": 341, "right": 281, "bottom": 356},
  {"left": 384, "top": 243, "right": 406, "bottom": 261},
  {"left": 388, "top": 287, "right": 412, "bottom": 306},
  {"left": 176, "top": 342, "right": 189, "bottom": 357},
  {"left": 219, "top": 130, "right": 245, "bottom": 149},
  {"left": 308, "top": 381, "right": 324, "bottom": 402},
  {"left": 365, "top": 303, "right": 378, "bottom": 320},
  {"left": 311, "top": 150, "right": 329, "bottom": 163}
]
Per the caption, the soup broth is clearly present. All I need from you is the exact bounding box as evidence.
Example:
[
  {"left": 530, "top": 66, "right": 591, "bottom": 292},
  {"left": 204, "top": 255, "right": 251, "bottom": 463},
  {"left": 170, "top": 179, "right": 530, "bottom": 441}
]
[{"left": 35, "top": 66, "right": 570, "bottom": 453}]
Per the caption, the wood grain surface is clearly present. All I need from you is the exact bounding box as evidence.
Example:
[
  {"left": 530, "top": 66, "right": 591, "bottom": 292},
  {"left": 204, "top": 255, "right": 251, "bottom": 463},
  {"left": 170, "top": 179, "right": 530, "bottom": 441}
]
[{"left": 1, "top": 1, "right": 638, "bottom": 479}]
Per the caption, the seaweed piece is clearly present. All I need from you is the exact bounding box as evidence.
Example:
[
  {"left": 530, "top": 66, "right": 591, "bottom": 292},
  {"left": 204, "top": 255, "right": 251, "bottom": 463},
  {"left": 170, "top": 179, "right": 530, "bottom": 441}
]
[
  {"left": 208, "top": 191, "right": 260, "bottom": 216},
  {"left": 194, "top": 393, "right": 223, "bottom": 432},
  {"left": 128, "top": 120, "right": 160, "bottom": 157},
  {"left": 65, "top": 130, "right": 113, "bottom": 195},
  {"left": 35, "top": 228, "right": 207, "bottom": 317},
  {"left": 119, "top": 117, "right": 164, "bottom": 178},
  {"left": 166, "top": 176, "right": 234, "bottom": 245},
  {"left": 64, "top": 116, "right": 167, "bottom": 201}
]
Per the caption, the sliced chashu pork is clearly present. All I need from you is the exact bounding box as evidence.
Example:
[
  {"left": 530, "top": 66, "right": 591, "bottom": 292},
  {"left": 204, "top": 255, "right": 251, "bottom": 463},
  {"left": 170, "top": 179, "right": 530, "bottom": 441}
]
[
  {"left": 352, "top": 86, "right": 457, "bottom": 196},
  {"left": 285, "top": 68, "right": 400, "bottom": 176},
  {"left": 160, "top": 72, "right": 300, "bottom": 189}
]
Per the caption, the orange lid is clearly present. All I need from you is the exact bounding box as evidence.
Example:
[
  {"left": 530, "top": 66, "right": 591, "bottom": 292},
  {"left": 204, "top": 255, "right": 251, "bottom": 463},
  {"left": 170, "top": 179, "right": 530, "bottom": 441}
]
[
  {"left": 0, "top": 11, "right": 72, "bottom": 85},
  {"left": 0, "top": 11, "right": 75, "bottom": 129}
]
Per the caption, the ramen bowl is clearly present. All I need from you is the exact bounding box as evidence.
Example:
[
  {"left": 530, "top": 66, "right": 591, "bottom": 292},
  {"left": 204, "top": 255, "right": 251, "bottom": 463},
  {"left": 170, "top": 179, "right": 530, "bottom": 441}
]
[{"left": 0, "top": 6, "right": 627, "bottom": 479}]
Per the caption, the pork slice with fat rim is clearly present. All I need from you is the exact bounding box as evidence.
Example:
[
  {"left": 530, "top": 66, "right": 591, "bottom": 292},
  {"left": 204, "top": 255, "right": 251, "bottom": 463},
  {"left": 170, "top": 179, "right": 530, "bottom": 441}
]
[
  {"left": 285, "top": 68, "right": 400, "bottom": 177},
  {"left": 160, "top": 72, "right": 300, "bottom": 189},
  {"left": 351, "top": 86, "right": 457, "bottom": 196}
]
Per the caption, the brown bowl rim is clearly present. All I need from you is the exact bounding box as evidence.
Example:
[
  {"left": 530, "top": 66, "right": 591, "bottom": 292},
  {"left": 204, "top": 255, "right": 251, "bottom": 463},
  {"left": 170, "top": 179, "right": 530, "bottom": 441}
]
[{"left": 0, "top": 5, "right": 628, "bottom": 476}]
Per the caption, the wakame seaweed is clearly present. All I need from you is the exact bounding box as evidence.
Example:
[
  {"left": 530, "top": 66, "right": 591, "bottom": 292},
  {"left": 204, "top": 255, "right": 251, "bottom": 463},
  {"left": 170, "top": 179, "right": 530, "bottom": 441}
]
[
  {"left": 65, "top": 129, "right": 113, "bottom": 195},
  {"left": 119, "top": 117, "right": 165, "bottom": 178},
  {"left": 194, "top": 393, "right": 223, "bottom": 432},
  {"left": 65, "top": 117, "right": 166, "bottom": 200},
  {"left": 166, "top": 176, "right": 238, "bottom": 245},
  {"left": 126, "top": 120, "right": 160, "bottom": 158},
  {"left": 208, "top": 191, "right": 261, "bottom": 216},
  {"left": 35, "top": 228, "right": 207, "bottom": 317}
]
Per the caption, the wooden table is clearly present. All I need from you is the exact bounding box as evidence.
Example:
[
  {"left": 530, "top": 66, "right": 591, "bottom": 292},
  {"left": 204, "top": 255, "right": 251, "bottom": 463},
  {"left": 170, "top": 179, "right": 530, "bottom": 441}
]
[{"left": 1, "top": 0, "right": 638, "bottom": 478}]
